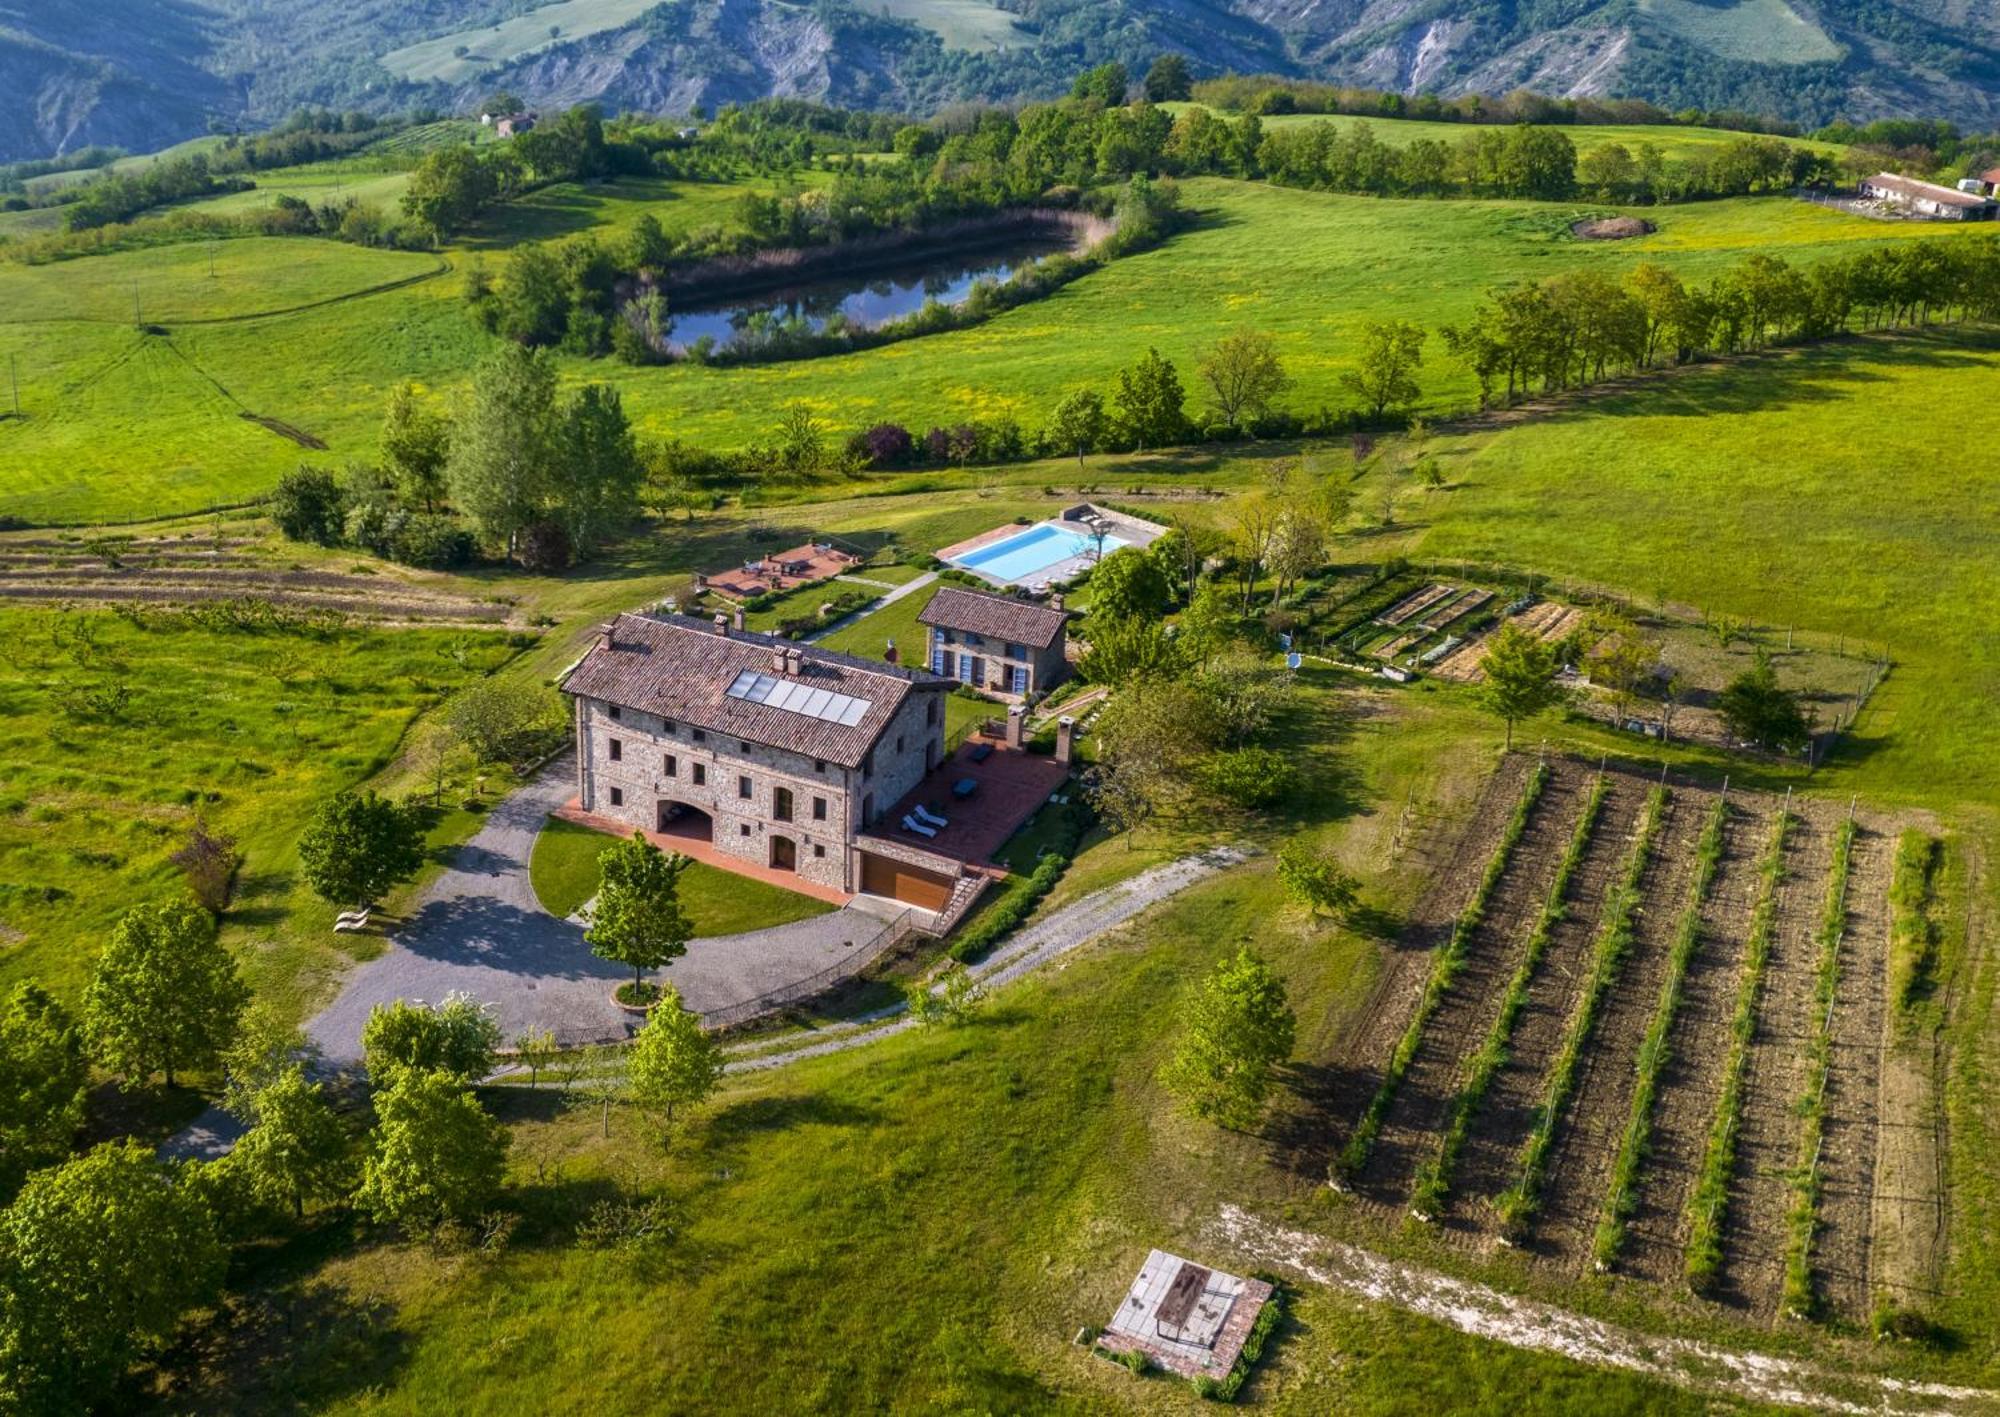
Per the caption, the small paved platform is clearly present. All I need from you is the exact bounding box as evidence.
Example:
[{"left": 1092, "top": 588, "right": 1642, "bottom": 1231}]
[
  {"left": 1098, "top": 1249, "right": 1273, "bottom": 1380},
  {"left": 876, "top": 735, "right": 1070, "bottom": 866}
]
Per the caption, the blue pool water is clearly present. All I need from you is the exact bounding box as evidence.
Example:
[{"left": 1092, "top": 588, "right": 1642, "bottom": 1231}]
[{"left": 951, "top": 523, "right": 1128, "bottom": 583}]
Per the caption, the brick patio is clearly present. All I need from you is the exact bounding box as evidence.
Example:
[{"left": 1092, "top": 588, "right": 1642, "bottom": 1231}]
[
  {"left": 873, "top": 734, "right": 1072, "bottom": 867},
  {"left": 703, "top": 543, "right": 859, "bottom": 601}
]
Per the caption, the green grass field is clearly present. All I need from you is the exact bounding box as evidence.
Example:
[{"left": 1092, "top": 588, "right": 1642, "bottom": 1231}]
[
  {"left": 527, "top": 816, "right": 835, "bottom": 931},
  {"left": 379, "top": 0, "right": 667, "bottom": 83},
  {"left": 0, "top": 605, "right": 517, "bottom": 1016},
  {"left": 7, "top": 176, "right": 1987, "bottom": 526}
]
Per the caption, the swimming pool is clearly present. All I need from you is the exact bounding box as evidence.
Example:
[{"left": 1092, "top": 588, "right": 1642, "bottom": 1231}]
[{"left": 949, "top": 522, "right": 1128, "bottom": 584}]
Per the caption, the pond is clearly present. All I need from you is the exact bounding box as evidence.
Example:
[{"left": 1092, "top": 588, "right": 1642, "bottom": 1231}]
[{"left": 664, "top": 235, "right": 1068, "bottom": 354}]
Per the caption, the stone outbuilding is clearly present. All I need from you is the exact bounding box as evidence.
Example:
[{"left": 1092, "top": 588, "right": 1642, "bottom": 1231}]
[{"left": 918, "top": 586, "right": 1070, "bottom": 700}]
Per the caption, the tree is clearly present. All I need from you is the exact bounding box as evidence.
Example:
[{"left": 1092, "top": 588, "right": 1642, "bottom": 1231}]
[
  {"left": 270, "top": 465, "right": 344, "bottom": 545},
  {"left": 360, "top": 994, "right": 502, "bottom": 1085},
  {"left": 380, "top": 384, "right": 451, "bottom": 512},
  {"left": 1044, "top": 388, "right": 1107, "bottom": 467},
  {"left": 1717, "top": 653, "right": 1812, "bottom": 752},
  {"left": 446, "top": 678, "right": 564, "bottom": 765},
  {"left": 231, "top": 1066, "right": 351, "bottom": 1218},
  {"left": 1156, "top": 949, "right": 1295, "bottom": 1129},
  {"left": 1198, "top": 328, "right": 1290, "bottom": 430},
  {"left": 1112, "top": 346, "right": 1187, "bottom": 450},
  {"left": 904, "top": 966, "right": 982, "bottom": 1026},
  {"left": 550, "top": 383, "right": 643, "bottom": 553},
  {"left": 626, "top": 988, "right": 722, "bottom": 1134},
  {"left": 1177, "top": 579, "right": 1239, "bottom": 669},
  {"left": 1342, "top": 319, "right": 1426, "bottom": 418},
  {"left": 1276, "top": 839, "right": 1361, "bottom": 920},
  {"left": 0, "top": 1142, "right": 224, "bottom": 1414},
  {"left": 356, "top": 1069, "right": 507, "bottom": 1230},
  {"left": 445, "top": 343, "right": 558, "bottom": 559},
  {"left": 83, "top": 900, "right": 248, "bottom": 1089},
  {"left": 1075, "top": 616, "right": 1183, "bottom": 686},
  {"left": 1070, "top": 62, "right": 1129, "bottom": 107},
  {"left": 1476, "top": 621, "right": 1565, "bottom": 749},
  {"left": 1143, "top": 54, "right": 1193, "bottom": 103},
  {"left": 1087, "top": 546, "right": 1173, "bottom": 624},
  {"left": 1202, "top": 745, "right": 1296, "bottom": 807},
  {"left": 587, "top": 834, "right": 693, "bottom": 1002},
  {"left": 406, "top": 717, "right": 467, "bottom": 806},
  {"left": 167, "top": 816, "right": 238, "bottom": 914},
  {"left": 401, "top": 146, "right": 497, "bottom": 244},
  {"left": 624, "top": 213, "right": 672, "bottom": 271},
  {"left": 0, "top": 984, "right": 87, "bottom": 1204},
  {"left": 514, "top": 1027, "right": 558, "bottom": 1088},
  {"left": 297, "top": 790, "right": 426, "bottom": 907},
  {"left": 221, "top": 1003, "right": 316, "bottom": 1124}
]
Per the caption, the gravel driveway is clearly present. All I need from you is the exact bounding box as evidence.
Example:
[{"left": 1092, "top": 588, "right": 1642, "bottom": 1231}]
[{"left": 306, "top": 764, "right": 895, "bottom": 1062}]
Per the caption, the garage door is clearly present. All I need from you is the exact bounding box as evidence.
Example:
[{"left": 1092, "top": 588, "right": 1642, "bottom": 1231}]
[{"left": 859, "top": 851, "right": 955, "bottom": 911}]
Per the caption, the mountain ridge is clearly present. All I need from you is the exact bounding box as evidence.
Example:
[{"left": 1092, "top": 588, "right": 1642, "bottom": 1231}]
[{"left": 4, "top": 0, "right": 1997, "bottom": 162}]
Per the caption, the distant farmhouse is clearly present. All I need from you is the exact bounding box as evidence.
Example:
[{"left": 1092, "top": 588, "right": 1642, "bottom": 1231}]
[
  {"left": 1859, "top": 172, "right": 1996, "bottom": 220},
  {"left": 918, "top": 587, "right": 1070, "bottom": 701}
]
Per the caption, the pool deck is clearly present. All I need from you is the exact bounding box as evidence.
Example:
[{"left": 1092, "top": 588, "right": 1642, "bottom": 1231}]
[{"left": 937, "top": 521, "right": 1118, "bottom": 590}]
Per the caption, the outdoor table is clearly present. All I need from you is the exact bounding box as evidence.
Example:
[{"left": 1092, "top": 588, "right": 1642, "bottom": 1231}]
[{"left": 953, "top": 777, "right": 979, "bottom": 798}]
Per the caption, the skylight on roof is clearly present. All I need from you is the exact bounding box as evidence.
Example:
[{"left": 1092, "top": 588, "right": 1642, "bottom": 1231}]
[{"left": 725, "top": 670, "right": 872, "bottom": 726}]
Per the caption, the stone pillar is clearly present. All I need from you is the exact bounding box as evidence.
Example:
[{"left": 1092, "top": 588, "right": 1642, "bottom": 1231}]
[
  {"left": 732, "top": 605, "right": 746, "bottom": 632},
  {"left": 1055, "top": 715, "right": 1076, "bottom": 765},
  {"left": 1006, "top": 704, "right": 1026, "bottom": 748}
]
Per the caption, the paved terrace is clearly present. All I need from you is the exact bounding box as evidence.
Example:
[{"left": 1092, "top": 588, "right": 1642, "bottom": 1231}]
[{"left": 868, "top": 734, "right": 1072, "bottom": 867}]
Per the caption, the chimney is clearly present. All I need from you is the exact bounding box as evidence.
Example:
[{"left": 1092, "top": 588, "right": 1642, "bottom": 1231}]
[
  {"left": 1055, "top": 715, "right": 1076, "bottom": 765},
  {"left": 883, "top": 638, "right": 899, "bottom": 666},
  {"left": 1050, "top": 593, "right": 1065, "bottom": 613},
  {"left": 712, "top": 611, "right": 729, "bottom": 636},
  {"left": 771, "top": 646, "right": 788, "bottom": 675},
  {"left": 732, "top": 605, "right": 746, "bottom": 632},
  {"left": 1005, "top": 704, "right": 1025, "bottom": 748},
  {"left": 786, "top": 647, "right": 804, "bottom": 677}
]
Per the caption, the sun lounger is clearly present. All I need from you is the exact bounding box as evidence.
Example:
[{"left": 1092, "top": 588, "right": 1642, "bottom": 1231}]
[
  {"left": 902, "top": 814, "right": 938, "bottom": 838},
  {"left": 914, "top": 804, "right": 949, "bottom": 828}
]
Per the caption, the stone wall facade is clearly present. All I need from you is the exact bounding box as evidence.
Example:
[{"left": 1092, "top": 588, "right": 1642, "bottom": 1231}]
[
  {"left": 572, "top": 690, "right": 941, "bottom": 894},
  {"left": 925, "top": 625, "right": 1068, "bottom": 700}
]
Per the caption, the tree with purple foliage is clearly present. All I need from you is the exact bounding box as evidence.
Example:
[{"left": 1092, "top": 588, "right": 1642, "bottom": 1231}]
[{"left": 859, "top": 422, "right": 913, "bottom": 467}]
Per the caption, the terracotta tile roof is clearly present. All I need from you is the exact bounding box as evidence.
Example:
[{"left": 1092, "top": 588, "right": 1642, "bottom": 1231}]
[
  {"left": 561, "top": 613, "right": 948, "bottom": 768},
  {"left": 918, "top": 586, "right": 1069, "bottom": 649}
]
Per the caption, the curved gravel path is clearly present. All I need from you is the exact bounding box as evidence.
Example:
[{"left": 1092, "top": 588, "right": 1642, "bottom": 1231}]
[
  {"left": 725, "top": 845, "right": 1248, "bottom": 1074},
  {"left": 304, "top": 764, "right": 898, "bottom": 1063}
]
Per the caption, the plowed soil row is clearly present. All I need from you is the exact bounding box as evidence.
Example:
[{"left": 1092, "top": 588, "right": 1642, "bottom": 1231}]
[
  {"left": 1530, "top": 785, "right": 1708, "bottom": 1268},
  {"left": 1617, "top": 801, "right": 1766, "bottom": 1284},
  {"left": 1359, "top": 762, "right": 1595, "bottom": 1203},
  {"left": 1720, "top": 807, "right": 1838, "bottom": 1314},
  {"left": 1447, "top": 775, "right": 1647, "bottom": 1235},
  {"left": 1317, "top": 754, "right": 1536, "bottom": 1173},
  {"left": 1815, "top": 821, "right": 1894, "bottom": 1323}
]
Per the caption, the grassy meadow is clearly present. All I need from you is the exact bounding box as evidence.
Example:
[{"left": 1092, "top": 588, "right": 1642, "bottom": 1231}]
[
  {"left": 528, "top": 816, "right": 836, "bottom": 931},
  {"left": 5, "top": 173, "right": 1991, "bottom": 525},
  {"left": 0, "top": 604, "right": 519, "bottom": 1017}
]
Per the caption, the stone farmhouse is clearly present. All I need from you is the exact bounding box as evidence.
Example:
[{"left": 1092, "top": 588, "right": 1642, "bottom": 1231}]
[
  {"left": 918, "top": 586, "right": 1070, "bottom": 700},
  {"left": 562, "top": 612, "right": 962, "bottom": 905}
]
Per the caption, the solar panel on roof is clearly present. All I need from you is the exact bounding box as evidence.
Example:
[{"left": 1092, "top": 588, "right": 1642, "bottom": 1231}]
[{"left": 725, "top": 669, "right": 873, "bottom": 726}]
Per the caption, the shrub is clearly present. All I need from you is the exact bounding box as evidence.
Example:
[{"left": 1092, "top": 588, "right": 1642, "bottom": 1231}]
[
  {"left": 518, "top": 520, "right": 573, "bottom": 573},
  {"left": 1204, "top": 746, "right": 1295, "bottom": 808},
  {"left": 271, "top": 465, "right": 345, "bottom": 545},
  {"left": 1888, "top": 831, "right": 1941, "bottom": 1010},
  {"left": 391, "top": 513, "right": 477, "bottom": 569}
]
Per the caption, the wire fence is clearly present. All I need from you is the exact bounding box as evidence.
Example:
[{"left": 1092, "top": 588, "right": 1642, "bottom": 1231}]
[{"left": 701, "top": 906, "right": 918, "bottom": 1032}]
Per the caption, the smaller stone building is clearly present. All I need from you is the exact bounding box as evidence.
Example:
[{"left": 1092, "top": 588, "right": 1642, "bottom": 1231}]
[
  {"left": 918, "top": 586, "right": 1070, "bottom": 700},
  {"left": 1859, "top": 172, "right": 1996, "bottom": 220}
]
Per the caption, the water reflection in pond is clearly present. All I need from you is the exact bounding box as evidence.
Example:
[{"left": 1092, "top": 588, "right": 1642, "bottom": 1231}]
[{"left": 665, "top": 236, "right": 1067, "bottom": 353}]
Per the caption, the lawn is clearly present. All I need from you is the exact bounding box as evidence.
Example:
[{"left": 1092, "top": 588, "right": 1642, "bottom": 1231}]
[
  {"left": 527, "top": 816, "right": 834, "bottom": 933},
  {"left": 0, "top": 604, "right": 518, "bottom": 1017},
  {"left": 7, "top": 176, "right": 1991, "bottom": 525}
]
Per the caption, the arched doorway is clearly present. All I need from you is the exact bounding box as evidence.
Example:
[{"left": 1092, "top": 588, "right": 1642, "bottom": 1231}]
[
  {"left": 655, "top": 800, "right": 713, "bottom": 843},
  {"left": 769, "top": 835, "right": 797, "bottom": 872}
]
